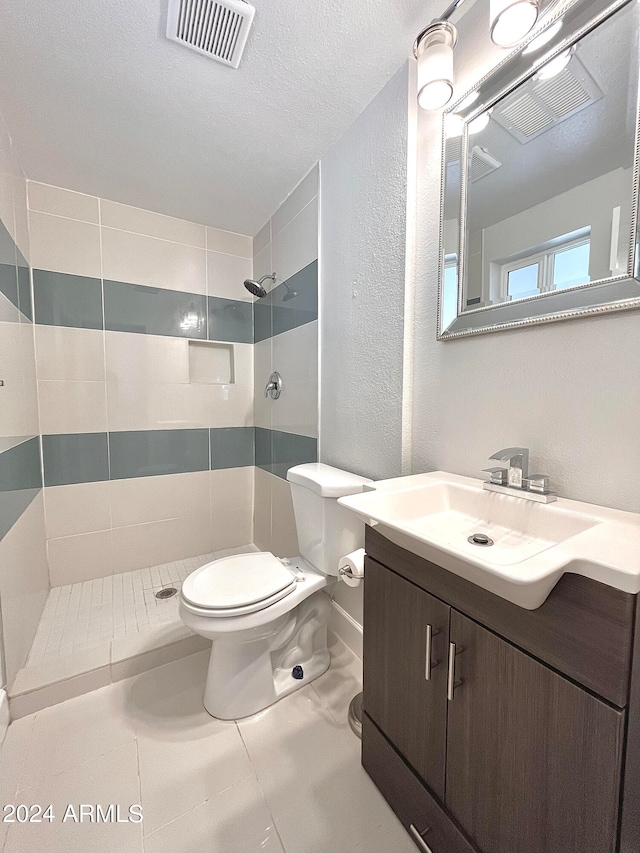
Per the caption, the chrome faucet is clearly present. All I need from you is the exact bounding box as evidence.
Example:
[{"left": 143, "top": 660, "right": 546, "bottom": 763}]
[{"left": 483, "top": 447, "right": 556, "bottom": 503}]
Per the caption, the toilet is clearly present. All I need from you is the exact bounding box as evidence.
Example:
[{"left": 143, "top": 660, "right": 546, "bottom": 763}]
[{"left": 179, "top": 462, "right": 372, "bottom": 720}]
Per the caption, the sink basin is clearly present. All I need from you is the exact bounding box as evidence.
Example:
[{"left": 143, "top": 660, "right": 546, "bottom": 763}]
[{"left": 338, "top": 472, "right": 640, "bottom": 609}]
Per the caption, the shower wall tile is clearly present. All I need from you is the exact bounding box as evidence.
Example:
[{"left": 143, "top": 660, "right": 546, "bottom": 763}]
[
  {"left": 106, "top": 381, "right": 211, "bottom": 431},
  {"left": 109, "top": 470, "right": 210, "bottom": 528},
  {"left": 210, "top": 466, "right": 254, "bottom": 515},
  {"left": 271, "top": 379, "right": 318, "bottom": 438},
  {"left": 47, "top": 529, "right": 114, "bottom": 586},
  {"left": 33, "top": 270, "right": 103, "bottom": 330},
  {"left": 208, "top": 296, "right": 253, "bottom": 343},
  {"left": 100, "top": 199, "right": 206, "bottom": 248},
  {"left": 43, "top": 481, "right": 111, "bottom": 540},
  {"left": 0, "top": 437, "right": 42, "bottom": 541},
  {"left": 27, "top": 182, "right": 99, "bottom": 224},
  {"left": 0, "top": 493, "right": 49, "bottom": 683},
  {"left": 253, "top": 243, "right": 273, "bottom": 289},
  {"left": 206, "top": 226, "right": 252, "bottom": 258},
  {"left": 271, "top": 166, "right": 319, "bottom": 238},
  {"left": 101, "top": 227, "right": 206, "bottom": 294},
  {"left": 38, "top": 379, "right": 108, "bottom": 434},
  {"left": 26, "top": 185, "right": 257, "bottom": 585},
  {"left": 209, "top": 384, "right": 254, "bottom": 428},
  {"left": 109, "top": 428, "right": 210, "bottom": 480},
  {"left": 271, "top": 260, "right": 318, "bottom": 336},
  {"left": 210, "top": 426, "right": 255, "bottom": 469},
  {"left": 105, "top": 330, "right": 190, "bottom": 384},
  {"left": 271, "top": 196, "right": 318, "bottom": 286},
  {"left": 211, "top": 503, "right": 253, "bottom": 552},
  {"left": 253, "top": 220, "right": 271, "bottom": 257},
  {"left": 104, "top": 279, "right": 207, "bottom": 339},
  {"left": 35, "top": 326, "right": 105, "bottom": 381},
  {"left": 206, "top": 250, "right": 253, "bottom": 302},
  {"left": 271, "top": 321, "right": 318, "bottom": 382},
  {"left": 0, "top": 260, "right": 18, "bottom": 314},
  {"left": 29, "top": 211, "right": 101, "bottom": 278},
  {"left": 16, "top": 264, "right": 31, "bottom": 320},
  {"left": 111, "top": 512, "right": 213, "bottom": 574},
  {"left": 0, "top": 142, "right": 49, "bottom": 687},
  {"left": 252, "top": 167, "right": 318, "bottom": 555},
  {"left": 42, "top": 432, "right": 110, "bottom": 487},
  {"left": 0, "top": 322, "right": 40, "bottom": 438}
]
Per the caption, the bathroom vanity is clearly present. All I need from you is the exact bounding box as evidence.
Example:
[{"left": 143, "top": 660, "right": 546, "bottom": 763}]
[{"left": 361, "top": 526, "right": 640, "bottom": 853}]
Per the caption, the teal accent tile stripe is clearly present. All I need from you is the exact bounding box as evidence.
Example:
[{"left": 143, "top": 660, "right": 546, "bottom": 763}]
[
  {"left": 105, "top": 280, "right": 207, "bottom": 339},
  {"left": 109, "top": 429, "right": 210, "bottom": 480},
  {"left": 208, "top": 297, "right": 253, "bottom": 343},
  {"left": 0, "top": 437, "right": 42, "bottom": 540},
  {"left": 255, "top": 427, "right": 317, "bottom": 479},
  {"left": 254, "top": 260, "right": 318, "bottom": 343},
  {"left": 42, "top": 433, "right": 109, "bottom": 486},
  {"left": 0, "top": 220, "right": 32, "bottom": 322},
  {"left": 210, "top": 427, "right": 255, "bottom": 469},
  {"left": 34, "top": 270, "right": 103, "bottom": 330},
  {"left": 41, "top": 428, "right": 259, "bottom": 485}
]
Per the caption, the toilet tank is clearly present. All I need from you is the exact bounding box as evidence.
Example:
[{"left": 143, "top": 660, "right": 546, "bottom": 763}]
[{"left": 286, "top": 463, "right": 372, "bottom": 576}]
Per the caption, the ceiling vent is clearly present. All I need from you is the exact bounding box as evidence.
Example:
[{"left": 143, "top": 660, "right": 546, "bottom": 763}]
[
  {"left": 469, "top": 146, "right": 502, "bottom": 182},
  {"left": 166, "top": 0, "right": 255, "bottom": 69},
  {"left": 491, "top": 55, "right": 602, "bottom": 143}
]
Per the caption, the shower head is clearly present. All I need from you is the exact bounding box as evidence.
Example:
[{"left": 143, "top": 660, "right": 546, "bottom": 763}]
[
  {"left": 281, "top": 282, "right": 298, "bottom": 302},
  {"left": 244, "top": 273, "right": 276, "bottom": 299}
]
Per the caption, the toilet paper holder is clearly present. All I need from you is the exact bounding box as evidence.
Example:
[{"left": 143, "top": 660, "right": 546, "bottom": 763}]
[{"left": 338, "top": 565, "right": 356, "bottom": 580}]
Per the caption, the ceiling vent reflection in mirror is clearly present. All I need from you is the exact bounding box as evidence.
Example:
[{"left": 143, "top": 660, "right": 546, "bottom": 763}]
[{"left": 166, "top": 0, "right": 255, "bottom": 69}]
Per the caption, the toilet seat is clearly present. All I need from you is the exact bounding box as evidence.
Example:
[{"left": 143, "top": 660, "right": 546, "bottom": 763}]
[{"left": 180, "top": 552, "right": 298, "bottom": 617}]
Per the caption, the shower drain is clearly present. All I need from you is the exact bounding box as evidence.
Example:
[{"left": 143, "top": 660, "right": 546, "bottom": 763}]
[{"left": 155, "top": 587, "right": 178, "bottom": 600}]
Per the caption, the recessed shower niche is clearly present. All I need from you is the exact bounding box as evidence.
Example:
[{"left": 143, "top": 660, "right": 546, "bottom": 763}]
[{"left": 188, "top": 340, "right": 235, "bottom": 384}]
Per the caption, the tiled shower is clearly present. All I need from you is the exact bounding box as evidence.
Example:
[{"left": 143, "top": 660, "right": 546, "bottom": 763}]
[{"left": 0, "top": 131, "right": 319, "bottom": 716}]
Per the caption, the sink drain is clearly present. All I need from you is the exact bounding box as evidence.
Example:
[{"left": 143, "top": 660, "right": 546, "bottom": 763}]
[
  {"left": 468, "top": 533, "right": 494, "bottom": 547},
  {"left": 155, "top": 587, "right": 178, "bottom": 599}
]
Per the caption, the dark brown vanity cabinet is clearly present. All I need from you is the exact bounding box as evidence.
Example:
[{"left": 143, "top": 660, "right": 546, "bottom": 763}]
[{"left": 362, "top": 528, "right": 639, "bottom": 853}]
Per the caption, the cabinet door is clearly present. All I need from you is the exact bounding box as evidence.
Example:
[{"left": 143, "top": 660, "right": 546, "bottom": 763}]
[
  {"left": 446, "top": 610, "right": 625, "bottom": 853},
  {"left": 364, "top": 557, "right": 450, "bottom": 799}
]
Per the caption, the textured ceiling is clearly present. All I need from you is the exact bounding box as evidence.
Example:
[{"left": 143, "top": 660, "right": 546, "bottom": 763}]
[{"left": 0, "top": 0, "right": 437, "bottom": 235}]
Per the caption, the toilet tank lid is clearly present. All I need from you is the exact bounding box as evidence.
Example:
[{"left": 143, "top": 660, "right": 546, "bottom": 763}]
[{"left": 287, "top": 463, "right": 372, "bottom": 498}]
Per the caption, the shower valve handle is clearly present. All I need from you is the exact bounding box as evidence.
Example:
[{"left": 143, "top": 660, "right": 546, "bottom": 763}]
[{"left": 265, "top": 372, "right": 282, "bottom": 400}]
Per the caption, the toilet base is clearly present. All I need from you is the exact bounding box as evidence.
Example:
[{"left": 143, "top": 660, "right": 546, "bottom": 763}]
[{"left": 202, "top": 590, "right": 331, "bottom": 720}]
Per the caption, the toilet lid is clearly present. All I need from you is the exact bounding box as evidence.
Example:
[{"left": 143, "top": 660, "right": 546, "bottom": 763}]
[{"left": 181, "top": 552, "right": 297, "bottom": 610}]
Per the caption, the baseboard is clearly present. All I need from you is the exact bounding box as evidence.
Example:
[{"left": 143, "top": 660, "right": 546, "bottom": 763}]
[
  {"left": 0, "top": 689, "right": 9, "bottom": 746},
  {"left": 329, "top": 600, "right": 363, "bottom": 660}
]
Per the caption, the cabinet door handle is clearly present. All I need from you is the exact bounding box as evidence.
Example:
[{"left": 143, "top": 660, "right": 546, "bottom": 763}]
[
  {"left": 425, "top": 624, "right": 441, "bottom": 681},
  {"left": 425, "top": 625, "right": 433, "bottom": 680},
  {"left": 447, "top": 642, "right": 465, "bottom": 701},
  {"left": 409, "top": 824, "right": 434, "bottom": 853}
]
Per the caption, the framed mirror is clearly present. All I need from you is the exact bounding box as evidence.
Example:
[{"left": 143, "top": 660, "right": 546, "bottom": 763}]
[{"left": 438, "top": 0, "right": 640, "bottom": 338}]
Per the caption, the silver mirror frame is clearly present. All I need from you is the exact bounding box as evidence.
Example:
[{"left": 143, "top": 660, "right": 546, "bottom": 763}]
[{"left": 437, "top": 0, "right": 640, "bottom": 340}]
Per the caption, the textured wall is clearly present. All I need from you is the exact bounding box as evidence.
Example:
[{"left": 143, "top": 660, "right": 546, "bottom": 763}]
[
  {"left": 320, "top": 65, "right": 409, "bottom": 482},
  {"left": 411, "top": 22, "right": 640, "bottom": 515}
]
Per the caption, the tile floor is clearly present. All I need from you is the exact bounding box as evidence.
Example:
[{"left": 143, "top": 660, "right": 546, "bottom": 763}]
[
  {"left": 27, "top": 545, "right": 259, "bottom": 667},
  {"left": 0, "top": 635, "right": 414, "bottom": 853}
]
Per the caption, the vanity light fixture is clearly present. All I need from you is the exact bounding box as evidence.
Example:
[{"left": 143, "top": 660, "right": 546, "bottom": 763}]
[
  {"left": 414, "top": 21, "right": 458, "bottom": 110},
  {"left": 535, "top": 47, "right": 572, "bottom": 80},
  {"left": 490, "top": 0, "right": 539, "bottom": 47},
  {"left": 468, "top": 110, "right": 491, "bottom": 134},
  {"left": 522, "top": 18, "right": 563, "bottom": 53}
]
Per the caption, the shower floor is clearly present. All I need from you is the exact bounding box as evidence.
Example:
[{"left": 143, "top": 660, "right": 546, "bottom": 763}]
[{"left": 10, "top": 545, "right": 259, "bottom": 717}]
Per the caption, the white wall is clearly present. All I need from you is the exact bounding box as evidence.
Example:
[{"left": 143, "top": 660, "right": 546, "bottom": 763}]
[
  {"left": 411, "top": 28, "right": 640, "bottom": 514},
  {"left": 320, "top": 65, "right": 410, "bottom": 641},
  {"left": 320, "top": 64, "right": 409, "bottom": 482}
]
